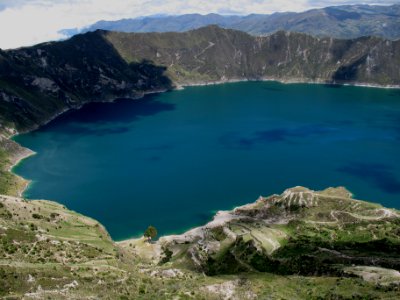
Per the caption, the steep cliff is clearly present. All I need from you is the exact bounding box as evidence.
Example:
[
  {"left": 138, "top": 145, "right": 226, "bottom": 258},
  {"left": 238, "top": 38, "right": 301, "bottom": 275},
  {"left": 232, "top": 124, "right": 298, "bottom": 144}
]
[
  {"left": 105, "top": 26, "right": 400, "bottom": 86},
  {"left": 0, "top": 31, "right": 172, "bottom": 134}
]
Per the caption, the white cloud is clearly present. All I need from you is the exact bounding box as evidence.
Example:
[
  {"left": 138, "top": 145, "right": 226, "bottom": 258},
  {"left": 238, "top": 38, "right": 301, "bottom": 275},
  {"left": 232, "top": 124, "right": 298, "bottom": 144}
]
[{"left": 0, "top": 0, "right": 398, "bottom": 49}]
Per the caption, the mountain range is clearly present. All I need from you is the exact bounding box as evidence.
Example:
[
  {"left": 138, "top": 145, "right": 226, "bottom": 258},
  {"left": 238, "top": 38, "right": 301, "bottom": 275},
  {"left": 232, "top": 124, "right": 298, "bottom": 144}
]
[
  {"left": 61, "top": 4, "right": 400, "bottom": 40},
  {"left": 1, "top": 26, "right": 399, "bottom": 135}
]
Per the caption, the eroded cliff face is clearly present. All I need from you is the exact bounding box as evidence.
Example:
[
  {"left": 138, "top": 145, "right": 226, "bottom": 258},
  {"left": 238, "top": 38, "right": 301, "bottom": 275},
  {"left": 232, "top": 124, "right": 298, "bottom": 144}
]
[
  {"left": 153, "top": 187, "right": 400, "bottom": 277},
  {"left": 105, "top": 26, "right": 400, "bottom": 86},
  {"left": 0, "top": 32, "right": 173, "bottom": 133},
  {"left": 1, "top": 26, "right": 399, "bottom": 134}
]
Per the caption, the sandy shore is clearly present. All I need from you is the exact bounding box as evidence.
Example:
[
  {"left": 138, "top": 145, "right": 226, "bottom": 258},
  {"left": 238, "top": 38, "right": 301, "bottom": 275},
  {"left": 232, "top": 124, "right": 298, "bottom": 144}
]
[
  {"left": 7, "top": 142, "right": 36, "bottom": 197},
  {"left": 119, "top": 206, "right": 248, "bottom": 247},
  {"left": 7, "top": 147, "right": 36, "bottom": 172}
]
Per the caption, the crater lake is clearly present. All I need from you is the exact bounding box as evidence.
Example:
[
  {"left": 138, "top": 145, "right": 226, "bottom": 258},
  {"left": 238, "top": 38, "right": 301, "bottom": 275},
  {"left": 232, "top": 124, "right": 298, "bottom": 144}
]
[{"left": 13, "top": 81, "right": 400, "bottom": 240}]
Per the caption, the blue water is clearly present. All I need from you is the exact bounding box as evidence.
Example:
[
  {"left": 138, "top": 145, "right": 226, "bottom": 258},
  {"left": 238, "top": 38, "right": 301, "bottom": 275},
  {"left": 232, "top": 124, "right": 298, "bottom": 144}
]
[{"left": 13, "top": 81, "right": 400, "bottom": 240}]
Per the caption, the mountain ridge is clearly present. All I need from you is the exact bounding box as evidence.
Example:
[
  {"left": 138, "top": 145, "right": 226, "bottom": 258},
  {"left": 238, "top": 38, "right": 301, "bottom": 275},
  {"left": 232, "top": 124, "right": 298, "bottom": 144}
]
[
  {"left": 61, "top": 4, "right": 400, "bottom": 40},
  {"left": 1, "top": 26, "right": 399, "bottom": 136}
]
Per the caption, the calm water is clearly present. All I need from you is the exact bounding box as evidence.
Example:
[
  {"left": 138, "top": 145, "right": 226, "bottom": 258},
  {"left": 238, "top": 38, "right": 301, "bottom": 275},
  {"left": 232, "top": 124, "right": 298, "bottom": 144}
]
[{"left": 13, "top": 81, "right": 400, "bottom": 240}]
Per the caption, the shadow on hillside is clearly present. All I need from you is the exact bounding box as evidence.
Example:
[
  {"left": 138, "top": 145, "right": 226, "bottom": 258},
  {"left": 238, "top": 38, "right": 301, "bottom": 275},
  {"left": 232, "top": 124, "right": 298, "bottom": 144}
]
[
  {"left": 1, "top": 30, "right": 175, "bottom": 132},
  {"left": 331, "top": 55, "right": 367, "bottom": 82},
  {"left": 129, "top": 59, "right": 173, "bottom": 90}
]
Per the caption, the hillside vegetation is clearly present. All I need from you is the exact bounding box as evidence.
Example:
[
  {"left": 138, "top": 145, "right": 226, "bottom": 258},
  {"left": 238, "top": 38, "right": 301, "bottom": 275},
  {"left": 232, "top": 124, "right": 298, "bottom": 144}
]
[
  {"left": 1, "top": 187, "right": 400, "bottom": 299},
  {"left": 157, "top": 187, "right": 400, "bottom": 277}
]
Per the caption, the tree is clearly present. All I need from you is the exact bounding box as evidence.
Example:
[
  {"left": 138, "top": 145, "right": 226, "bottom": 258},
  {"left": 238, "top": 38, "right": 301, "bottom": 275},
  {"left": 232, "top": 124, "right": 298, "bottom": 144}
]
[{"left": 144, "top": 225, "right": 157, "bottom": 242}]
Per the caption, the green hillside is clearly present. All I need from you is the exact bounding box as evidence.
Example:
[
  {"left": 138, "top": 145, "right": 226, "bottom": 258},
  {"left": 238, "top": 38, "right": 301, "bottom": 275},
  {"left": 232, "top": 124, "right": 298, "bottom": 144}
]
[{"left": 0, "top": 186, "right": 399, "bottom": 298}]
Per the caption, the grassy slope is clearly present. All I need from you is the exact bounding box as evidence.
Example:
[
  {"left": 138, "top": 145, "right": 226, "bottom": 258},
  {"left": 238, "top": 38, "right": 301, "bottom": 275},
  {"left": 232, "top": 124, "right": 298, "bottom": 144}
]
[
  {"left": 0, "top": 146, "right": 19, "bottom": 196},
  {"left": 1, "top": 191, "right": 400, "bottom": 299},
  {"left": 142, "top": 187, "right": 400, "bottom": 298},
  {"left": 0, "top": 137, "right": 32, "bottom": 196}
]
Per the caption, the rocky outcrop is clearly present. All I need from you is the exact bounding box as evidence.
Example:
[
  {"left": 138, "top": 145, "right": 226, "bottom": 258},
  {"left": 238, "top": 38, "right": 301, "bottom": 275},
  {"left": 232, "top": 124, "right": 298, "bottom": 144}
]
[
  {"left": 0, "top": 32, "right": 173, "bottom": 133},
  {"left": 156, "top": 187, "right": 400, "bottom": 276}
]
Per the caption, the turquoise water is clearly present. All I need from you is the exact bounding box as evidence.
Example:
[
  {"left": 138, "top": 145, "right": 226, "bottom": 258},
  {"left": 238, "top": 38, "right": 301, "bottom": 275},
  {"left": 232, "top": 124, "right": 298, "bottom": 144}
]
[{"left": 13, "top": 81, "right": 400, "bottom": 240}]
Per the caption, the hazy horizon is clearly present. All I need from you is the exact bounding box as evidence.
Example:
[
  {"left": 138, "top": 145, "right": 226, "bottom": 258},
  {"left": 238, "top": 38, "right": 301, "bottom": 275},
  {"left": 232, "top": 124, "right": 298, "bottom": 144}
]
[{"left": 0, "top": 0, "right": 399, "bottom": 49}]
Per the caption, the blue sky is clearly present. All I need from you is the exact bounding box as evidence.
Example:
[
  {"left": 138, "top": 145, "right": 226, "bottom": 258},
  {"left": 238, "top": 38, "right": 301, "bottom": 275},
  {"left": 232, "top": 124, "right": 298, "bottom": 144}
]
[{"left": 0, "top": 0, "right": 399, "bottom": 49}]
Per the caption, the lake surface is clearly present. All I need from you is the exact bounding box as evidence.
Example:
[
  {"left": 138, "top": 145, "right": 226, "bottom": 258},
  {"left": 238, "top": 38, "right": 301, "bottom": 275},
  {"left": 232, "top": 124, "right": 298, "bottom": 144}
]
[{"left": 13, "top": 81, "right": 400, "bottom": 240}]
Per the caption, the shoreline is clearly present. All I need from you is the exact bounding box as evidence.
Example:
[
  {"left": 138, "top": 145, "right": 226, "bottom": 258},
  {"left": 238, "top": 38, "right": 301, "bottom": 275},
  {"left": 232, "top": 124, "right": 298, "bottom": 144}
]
[
  {"left": 7, "top": 88, "right": 169, "bottom": 197},
  {"left": 10, "top": 88, "right": 170, "bottom": 137},
  {"left": 7, "top": 77, "right": 400, "bottom": 138},
  {"left": 3, "top": 78, "right": 400, "bottom": 241},
  {"left": 178, "top": 77, "right": 400, "bottom": 90},
  {"left": 117, "top": 208, "right": 246, "bottom": 246},
  {"left": 6, "top": 141, "right": 36, "bottom": 198},
  {"left": 9, "top": 151, "right": 36, "bottom": 198}
]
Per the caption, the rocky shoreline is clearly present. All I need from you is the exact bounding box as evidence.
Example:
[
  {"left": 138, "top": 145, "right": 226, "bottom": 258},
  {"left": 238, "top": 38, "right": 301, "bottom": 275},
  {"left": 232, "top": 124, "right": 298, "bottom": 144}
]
[
  {"left": 117, "top": 186, "right": 400, "bottom": 277},
  {"left": 179, "top": 77, "right": 400, "bottom": 90}
]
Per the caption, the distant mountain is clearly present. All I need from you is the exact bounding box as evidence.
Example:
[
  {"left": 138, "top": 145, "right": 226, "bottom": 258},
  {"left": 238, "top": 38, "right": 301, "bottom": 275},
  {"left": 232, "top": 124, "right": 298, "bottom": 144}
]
[
  {"left": 63, "top": 4, "right": 400, "bottom": 40},
  {"left": 1, "top": 26, "right": 400, "bottom": 133}
]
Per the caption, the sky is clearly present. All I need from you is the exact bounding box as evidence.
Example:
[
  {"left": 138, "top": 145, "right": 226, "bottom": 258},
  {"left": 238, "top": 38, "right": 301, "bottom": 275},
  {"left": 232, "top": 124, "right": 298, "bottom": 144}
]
[{"left": 0, "top": 0, "right": 399, "bottom": 49}]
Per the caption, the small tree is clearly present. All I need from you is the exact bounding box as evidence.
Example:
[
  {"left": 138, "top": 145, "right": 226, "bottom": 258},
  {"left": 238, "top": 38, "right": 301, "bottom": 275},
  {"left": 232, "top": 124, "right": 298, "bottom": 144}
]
[{"left": 144, "top": 225, "right": 157, "bottom": 242}]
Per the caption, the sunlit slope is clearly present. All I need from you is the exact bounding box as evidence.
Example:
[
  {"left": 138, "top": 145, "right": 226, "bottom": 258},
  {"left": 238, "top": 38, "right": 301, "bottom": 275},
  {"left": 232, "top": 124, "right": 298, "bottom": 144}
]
[
  {"left": 1, "top": 187, "right": 400, "bottom": 298},
  {"left": 155, "top": 187, "right": 400, "bottom": 277}
]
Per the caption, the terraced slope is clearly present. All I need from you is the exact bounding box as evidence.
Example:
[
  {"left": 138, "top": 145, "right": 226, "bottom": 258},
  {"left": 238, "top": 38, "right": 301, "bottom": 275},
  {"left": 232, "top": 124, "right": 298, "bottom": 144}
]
[
  {"left": 1, "top": 187, "right": 400, "bottom": 298},
  {"left": 0, "top": 194, "right": 230, "bottom": 299},
  {"left": 155, "top": 187, "right": 400, "bottom": 278}
]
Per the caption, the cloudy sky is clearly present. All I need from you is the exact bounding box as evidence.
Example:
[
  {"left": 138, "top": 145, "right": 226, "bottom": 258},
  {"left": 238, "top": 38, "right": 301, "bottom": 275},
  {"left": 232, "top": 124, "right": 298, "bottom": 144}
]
[{"left": 0, "top": 0, "right": 398, "bottom": 49}]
